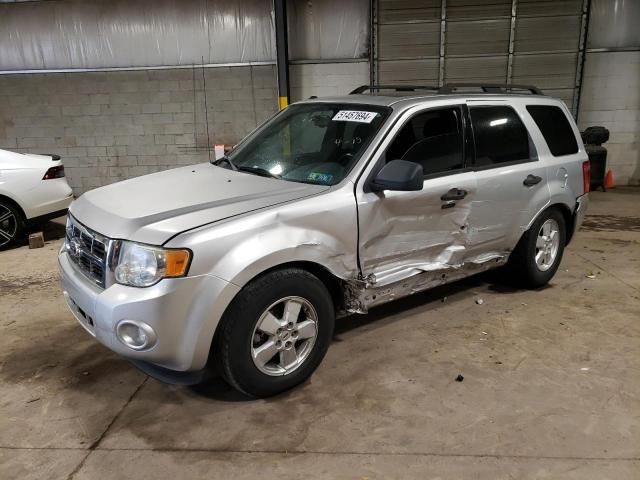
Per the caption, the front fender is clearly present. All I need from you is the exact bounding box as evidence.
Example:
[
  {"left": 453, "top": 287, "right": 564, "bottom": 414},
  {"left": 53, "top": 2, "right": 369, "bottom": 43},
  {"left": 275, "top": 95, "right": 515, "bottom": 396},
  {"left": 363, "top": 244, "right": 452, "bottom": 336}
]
[{"left": 169, "top": 187, "right": 359, "bottom": 289}]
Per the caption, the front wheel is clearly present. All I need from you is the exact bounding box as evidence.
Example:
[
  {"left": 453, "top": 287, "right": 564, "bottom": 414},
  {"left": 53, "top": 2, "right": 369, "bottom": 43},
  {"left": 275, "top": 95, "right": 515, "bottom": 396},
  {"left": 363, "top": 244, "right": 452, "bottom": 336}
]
[
  {"left": 214, "top": 268, "right": 335, "bottom": 398},
  {"left": 508, "top": 208, "right": 566, "bottom": 288}
]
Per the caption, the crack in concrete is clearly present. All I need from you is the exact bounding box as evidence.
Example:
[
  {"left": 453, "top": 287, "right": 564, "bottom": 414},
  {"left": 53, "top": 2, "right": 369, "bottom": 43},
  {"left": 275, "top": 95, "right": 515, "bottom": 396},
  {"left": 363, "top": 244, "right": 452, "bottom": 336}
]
[{"left": 65, "top": 376, "right": 149, "bottom": 480}]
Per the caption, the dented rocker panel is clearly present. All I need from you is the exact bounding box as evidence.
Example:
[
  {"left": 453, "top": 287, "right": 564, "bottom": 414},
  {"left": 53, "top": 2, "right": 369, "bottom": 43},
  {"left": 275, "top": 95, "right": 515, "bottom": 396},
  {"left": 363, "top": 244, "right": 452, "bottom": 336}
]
[{"left": 345, "top": 254, "right": 509, "bottom": 313}]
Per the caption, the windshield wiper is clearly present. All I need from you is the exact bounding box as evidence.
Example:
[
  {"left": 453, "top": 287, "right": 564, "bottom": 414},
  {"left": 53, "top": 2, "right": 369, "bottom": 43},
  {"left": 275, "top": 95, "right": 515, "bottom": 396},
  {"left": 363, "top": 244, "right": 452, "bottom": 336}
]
[
  {"left": 211, "top": 155, "right": 237, "bottom": 171},
  {"left": 236, "top": 165, "right": 281, "bottom": 180},
  {"left": 212, "top": 156, "right": 280, "bottom": 179}
]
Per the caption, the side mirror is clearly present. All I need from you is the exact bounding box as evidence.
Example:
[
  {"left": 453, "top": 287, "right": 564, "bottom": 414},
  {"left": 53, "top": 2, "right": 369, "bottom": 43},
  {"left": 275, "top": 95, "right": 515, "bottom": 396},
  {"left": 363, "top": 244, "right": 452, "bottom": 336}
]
[{"left": 370, "top": 160, "right": 424, "bottom": 192}]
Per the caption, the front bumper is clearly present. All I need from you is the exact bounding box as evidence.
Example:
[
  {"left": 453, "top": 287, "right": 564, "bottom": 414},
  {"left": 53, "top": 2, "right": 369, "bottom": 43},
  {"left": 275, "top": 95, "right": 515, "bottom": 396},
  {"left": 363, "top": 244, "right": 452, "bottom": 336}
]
[{"left": 58, "top": 250, "right": 240, "bottom": 373}]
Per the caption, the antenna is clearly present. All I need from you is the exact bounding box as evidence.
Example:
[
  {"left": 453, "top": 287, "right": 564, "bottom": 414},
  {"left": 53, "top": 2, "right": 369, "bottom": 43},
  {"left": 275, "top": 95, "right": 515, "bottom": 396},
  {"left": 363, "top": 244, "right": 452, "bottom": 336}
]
[{"left": 201, "top": 56, "right": 211, "bottom": 162}]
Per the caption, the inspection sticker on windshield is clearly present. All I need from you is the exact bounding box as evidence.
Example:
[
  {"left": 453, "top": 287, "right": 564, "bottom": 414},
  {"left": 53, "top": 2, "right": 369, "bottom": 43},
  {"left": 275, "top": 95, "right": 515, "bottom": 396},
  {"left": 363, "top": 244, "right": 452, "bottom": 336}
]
[{"left": 332, "top": 110, "right": 378, "bottom": 123}]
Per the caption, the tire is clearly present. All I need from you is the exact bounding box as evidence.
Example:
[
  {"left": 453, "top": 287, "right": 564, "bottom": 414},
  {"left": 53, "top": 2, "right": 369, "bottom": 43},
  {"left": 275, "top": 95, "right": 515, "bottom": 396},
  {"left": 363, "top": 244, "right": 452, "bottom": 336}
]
[
  {"left": 214, "top": 268, "right": 335, "bottom": 398},
  {"left": 0, "top": 200, "right": 24, "bottom": 250},
  {"left": 508, "top": 208, "right": 566, "bottom": 289}
]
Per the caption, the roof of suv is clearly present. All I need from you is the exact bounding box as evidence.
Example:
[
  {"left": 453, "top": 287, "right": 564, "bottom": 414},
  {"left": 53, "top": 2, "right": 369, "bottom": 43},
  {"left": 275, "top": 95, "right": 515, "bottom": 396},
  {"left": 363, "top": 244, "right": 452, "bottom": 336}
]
[{"left": 299, "top": 93, "right": 563, "bottom": 109}]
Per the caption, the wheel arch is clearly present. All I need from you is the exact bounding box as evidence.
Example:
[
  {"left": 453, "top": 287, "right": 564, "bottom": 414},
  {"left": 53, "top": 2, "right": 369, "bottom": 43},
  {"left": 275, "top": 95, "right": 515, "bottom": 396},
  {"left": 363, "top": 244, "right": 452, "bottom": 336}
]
[
  {"left": 524, "top": 202, "right": 575, "bottom": 247},
  {"left": 552, "top": 203, "right": 575, "bottom": 245},
  {"left": 207, "top": 260, "right": 344, "bottom": 370},
  {"left": 0, "top": 193, "right": 27, "bottom": 223},
  {"left": 232, "top": 260, "right": 346, "bottom": 313}
]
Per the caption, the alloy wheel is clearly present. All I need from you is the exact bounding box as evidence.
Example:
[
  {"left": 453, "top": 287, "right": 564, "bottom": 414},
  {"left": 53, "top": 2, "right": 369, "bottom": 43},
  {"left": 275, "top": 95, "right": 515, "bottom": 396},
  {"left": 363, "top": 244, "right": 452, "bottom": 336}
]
[
  {"left": 535, "top": 218, "right": 560, "bottom": 272},
  {"left": 251, "top": 296, "right": 318, "bottom": 376},
  {"left": 0, "top": 205, "right": 17, "bottom": 248}
]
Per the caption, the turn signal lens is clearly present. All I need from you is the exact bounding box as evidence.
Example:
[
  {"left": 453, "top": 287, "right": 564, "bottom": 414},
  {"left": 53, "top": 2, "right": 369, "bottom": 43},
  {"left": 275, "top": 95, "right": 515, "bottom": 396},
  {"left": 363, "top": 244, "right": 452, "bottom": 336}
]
[{"left": 164, "top": 249, "right": 191, "bottom": 277}]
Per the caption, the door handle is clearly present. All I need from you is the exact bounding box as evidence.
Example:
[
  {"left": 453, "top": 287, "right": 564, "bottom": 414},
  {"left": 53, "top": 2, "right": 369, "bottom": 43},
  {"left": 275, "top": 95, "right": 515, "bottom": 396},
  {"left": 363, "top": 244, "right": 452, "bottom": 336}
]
[
  {"left": 523, "top": 174, "right": 542, "bottom": 187},
  {"left": 440, "top": 188, "right": 468, "bottom": 201}
]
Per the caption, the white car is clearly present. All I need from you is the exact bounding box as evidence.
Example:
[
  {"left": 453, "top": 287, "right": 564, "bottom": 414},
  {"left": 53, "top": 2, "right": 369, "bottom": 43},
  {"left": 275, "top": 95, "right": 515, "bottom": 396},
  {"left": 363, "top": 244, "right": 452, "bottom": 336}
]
[{"left": 0, "top": 148, "right": 73, "bottom": 249}]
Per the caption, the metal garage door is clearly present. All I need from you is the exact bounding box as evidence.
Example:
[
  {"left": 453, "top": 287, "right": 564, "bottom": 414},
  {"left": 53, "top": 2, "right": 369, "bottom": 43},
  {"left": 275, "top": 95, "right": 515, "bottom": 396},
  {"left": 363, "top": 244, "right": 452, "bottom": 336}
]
[{"left": 373, "top": 0, "right": 588, "bottom": 114}]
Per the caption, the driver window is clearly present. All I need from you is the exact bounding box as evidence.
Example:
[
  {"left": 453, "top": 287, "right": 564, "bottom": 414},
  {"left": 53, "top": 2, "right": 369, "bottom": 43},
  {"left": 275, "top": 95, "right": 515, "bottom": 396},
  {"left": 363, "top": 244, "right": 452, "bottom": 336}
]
[{"left": 385, "top": 107, "right": 464, "bottom": 176}]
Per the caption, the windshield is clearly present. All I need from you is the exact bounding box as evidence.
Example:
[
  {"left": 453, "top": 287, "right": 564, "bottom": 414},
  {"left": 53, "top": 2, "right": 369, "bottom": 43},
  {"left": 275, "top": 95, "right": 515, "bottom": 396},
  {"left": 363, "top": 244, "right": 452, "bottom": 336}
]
[{"left": 224, "top": 103, "right": 390, "bottom": 185}]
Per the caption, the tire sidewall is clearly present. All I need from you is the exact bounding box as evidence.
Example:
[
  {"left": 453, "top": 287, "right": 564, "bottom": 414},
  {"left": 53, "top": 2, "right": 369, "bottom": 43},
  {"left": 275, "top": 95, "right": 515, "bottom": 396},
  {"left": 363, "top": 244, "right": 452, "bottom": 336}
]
[{"left": 219, "top": 269, "right": 335, "bottom": 397}]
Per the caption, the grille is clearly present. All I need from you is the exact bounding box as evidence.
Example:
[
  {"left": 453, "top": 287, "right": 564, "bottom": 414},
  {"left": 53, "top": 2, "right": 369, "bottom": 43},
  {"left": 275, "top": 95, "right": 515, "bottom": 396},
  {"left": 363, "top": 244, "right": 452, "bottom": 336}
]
[{"left": 65, "top": 215, "right": 110, "bottom": 288}]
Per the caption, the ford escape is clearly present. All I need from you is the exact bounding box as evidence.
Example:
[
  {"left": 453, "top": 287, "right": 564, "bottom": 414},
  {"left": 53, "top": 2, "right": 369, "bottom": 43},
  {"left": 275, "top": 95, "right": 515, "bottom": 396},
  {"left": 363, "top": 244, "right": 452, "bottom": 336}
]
[{"left": 59, "top": 84, "right": 589, "bottom": 397}]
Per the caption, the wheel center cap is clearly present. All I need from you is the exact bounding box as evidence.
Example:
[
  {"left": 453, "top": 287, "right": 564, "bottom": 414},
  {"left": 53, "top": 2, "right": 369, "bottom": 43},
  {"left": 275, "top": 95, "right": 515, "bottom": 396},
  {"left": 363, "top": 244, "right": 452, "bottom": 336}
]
[{"left": 280, "top": 331, "right": 290, "bottom": 340}]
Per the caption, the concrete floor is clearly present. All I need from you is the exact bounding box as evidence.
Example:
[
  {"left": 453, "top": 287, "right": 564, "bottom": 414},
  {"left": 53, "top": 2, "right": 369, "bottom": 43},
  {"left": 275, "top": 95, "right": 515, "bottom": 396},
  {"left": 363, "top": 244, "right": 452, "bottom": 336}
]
[{"left": 1, "top": 188, "right": 639, "bottom": 480}]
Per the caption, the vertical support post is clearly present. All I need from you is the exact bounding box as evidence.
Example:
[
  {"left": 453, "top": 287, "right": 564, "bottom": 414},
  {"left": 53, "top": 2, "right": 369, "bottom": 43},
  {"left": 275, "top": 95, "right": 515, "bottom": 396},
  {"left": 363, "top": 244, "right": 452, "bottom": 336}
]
[
  {"left": 438, "top": 0, "right": 447, "bottom": 87},
  {"left": 573, "top": 0, "right": 591, "bottom": 119},
  {"left": 274, "top": 0, "right": 290, "bottom": 110},
  {"left": 369, "top": 0, "right": 377, "bottom": 87},
  {"left": 506, "top": 0, "right": 518, "bottom": 84}
]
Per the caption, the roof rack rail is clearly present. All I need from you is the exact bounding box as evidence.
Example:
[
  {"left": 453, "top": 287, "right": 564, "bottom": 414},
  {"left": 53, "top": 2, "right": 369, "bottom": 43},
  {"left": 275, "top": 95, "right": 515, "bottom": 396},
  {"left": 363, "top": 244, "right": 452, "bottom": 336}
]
[
  {"left": 350, "top": 85, "right": 440, "bottom": 95},
  {"left": 439, "top": 83, "right": 544, "bottom": 95},
  {"left": 350, "top": 83, "right": 544, "bottom": 96}
]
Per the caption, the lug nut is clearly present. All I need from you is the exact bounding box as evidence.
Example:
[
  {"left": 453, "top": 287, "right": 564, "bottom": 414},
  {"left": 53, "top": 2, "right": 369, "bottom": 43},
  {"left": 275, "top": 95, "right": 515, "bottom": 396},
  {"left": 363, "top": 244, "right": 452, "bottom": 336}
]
[
  {"left": 285, "top": 341, "right": 292, "bottom": 348},
  {"left": 287, "top": 322, "right": 294, "bottom": 328},
  {"left": 276, "top": 340, "right": 282, "bottom": 348}
]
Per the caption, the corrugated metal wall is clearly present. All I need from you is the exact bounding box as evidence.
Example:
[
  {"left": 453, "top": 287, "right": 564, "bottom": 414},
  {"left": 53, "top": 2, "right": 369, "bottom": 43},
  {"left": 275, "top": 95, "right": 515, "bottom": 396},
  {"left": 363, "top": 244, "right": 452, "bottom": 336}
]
[{"left": 374, "top": 0, "right": 587, "bottom": 112}]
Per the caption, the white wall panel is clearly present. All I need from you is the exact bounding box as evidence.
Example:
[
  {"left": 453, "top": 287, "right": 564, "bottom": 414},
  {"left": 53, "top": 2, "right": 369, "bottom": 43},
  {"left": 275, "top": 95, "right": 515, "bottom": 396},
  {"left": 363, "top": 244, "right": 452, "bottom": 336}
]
[
  {"left": 287, "top": 0, "right": 369, "bottom": 61},
  {"left": 0, "top": 0, "right": 275, "bottom": 71},
  {"left": 588, "top": 0, "right": 640, "bottom": 49}
]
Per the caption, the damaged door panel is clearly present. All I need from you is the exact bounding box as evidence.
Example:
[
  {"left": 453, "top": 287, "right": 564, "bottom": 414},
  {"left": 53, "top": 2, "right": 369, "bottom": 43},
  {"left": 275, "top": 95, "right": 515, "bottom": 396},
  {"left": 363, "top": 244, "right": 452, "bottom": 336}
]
[
  {"left": 353, "top": 103, "right": 494, "bottom": 311},
  {"left": 465, "top": 102, "right": 551, "bottom": 255}
]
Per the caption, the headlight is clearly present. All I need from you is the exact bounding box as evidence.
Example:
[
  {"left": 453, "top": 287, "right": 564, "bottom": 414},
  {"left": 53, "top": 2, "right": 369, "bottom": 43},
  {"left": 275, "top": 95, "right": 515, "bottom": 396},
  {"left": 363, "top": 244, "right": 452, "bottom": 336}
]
[{"left": 114, "top": 241, "right": 191, "bottom": 287}]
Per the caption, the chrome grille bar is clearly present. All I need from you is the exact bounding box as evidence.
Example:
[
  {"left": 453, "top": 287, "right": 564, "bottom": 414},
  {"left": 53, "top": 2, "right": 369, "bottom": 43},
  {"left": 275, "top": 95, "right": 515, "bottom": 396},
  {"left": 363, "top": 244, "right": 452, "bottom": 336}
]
[{"left": 65, "top": 214, "right": 110, "bottom": 288}]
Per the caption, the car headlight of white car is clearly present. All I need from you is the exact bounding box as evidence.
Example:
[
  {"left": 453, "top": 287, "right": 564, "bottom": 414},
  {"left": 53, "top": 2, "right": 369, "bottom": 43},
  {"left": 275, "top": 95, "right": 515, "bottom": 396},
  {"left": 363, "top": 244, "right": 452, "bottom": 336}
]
[{"left": 114, "top": 241, "right": 191, "bottom": 287}]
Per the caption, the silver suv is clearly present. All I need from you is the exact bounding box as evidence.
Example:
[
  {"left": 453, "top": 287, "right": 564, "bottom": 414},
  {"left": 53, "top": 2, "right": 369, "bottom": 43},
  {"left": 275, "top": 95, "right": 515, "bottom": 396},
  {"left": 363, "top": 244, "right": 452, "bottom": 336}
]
[{"left": 59, "top": 84, "right": 589, "bottom": 397}]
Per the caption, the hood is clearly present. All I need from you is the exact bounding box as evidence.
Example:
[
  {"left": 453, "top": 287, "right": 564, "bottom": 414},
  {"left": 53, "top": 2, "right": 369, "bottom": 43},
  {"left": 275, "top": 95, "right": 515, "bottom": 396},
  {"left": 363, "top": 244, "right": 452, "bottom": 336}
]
[{"left": 71, "top": 163, "right": 329, "bottom": 245}]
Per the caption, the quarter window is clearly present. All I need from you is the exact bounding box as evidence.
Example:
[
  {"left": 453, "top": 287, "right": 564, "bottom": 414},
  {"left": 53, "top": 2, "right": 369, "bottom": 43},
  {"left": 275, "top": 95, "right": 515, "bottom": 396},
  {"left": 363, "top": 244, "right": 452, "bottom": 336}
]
[
  {"left": 470, "top": 106, "right": 532, "bottom": 167},
  {"left": 385, "top": 107, "right": 464, "bottom": 176},
  {"left": 526, "top": 105, "right": 579, "bottom": 156}
]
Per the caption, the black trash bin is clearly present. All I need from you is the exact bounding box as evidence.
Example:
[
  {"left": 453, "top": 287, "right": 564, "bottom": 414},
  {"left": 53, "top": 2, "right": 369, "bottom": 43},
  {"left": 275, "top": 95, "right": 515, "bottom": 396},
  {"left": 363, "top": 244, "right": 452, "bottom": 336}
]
[{"left": 581, "top": 126, "right": 610, "bottom": 192}]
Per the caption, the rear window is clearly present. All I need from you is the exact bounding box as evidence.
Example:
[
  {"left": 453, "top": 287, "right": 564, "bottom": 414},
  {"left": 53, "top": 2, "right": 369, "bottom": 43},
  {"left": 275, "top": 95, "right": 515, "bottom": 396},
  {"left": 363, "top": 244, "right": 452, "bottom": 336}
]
[
  {"left": 469, "top": 106, "right": 532, "bottom": 167},
  {"left": 526, "top": 105, "right": 579, "bottom": 157}
]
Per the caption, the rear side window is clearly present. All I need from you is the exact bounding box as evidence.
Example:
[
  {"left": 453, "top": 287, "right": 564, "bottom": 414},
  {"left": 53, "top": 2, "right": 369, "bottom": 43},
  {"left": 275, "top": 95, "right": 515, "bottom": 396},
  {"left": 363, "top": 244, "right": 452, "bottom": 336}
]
[
  {"left": 526, "top": 105, "right": 579, "bottom": 156},
  {"left": 469, "top": 106, "right": 531, "bottom": 167}
]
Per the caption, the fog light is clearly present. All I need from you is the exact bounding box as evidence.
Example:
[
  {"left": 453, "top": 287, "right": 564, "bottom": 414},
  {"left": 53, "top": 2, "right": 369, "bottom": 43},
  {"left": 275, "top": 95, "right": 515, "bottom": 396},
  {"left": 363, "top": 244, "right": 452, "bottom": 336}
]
[{"left": 116, "top": 320, "right": 156, "bottom": 350}]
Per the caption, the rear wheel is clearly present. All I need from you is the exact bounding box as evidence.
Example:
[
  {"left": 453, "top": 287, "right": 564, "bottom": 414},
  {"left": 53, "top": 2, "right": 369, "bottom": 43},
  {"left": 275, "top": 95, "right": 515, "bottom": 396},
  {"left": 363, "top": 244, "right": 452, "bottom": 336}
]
[
  {"left": 0, "top": 200, "right": 24, "bottom": 250},
  {"left": 508, "top": 208, "right": 566, "bottom": 288},
  {"left": 214, "top": 268, "right": 335, "bottom": 397}
]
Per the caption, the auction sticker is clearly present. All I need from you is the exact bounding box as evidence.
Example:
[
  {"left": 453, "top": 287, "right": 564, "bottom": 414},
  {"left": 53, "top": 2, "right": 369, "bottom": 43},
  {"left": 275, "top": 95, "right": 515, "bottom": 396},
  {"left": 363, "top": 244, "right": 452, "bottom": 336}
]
[{"left": 332, "top": 110, "right": 378, "bottom": 123}]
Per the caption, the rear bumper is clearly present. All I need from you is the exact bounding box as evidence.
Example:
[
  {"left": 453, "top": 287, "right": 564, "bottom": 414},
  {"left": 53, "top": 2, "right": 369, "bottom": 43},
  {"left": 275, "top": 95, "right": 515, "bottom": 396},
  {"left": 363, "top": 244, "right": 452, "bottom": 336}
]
[
  {"left": 25, "top": 179, "right": 73, "bottom": 219},
  {"left": 28, "top": 208, "right": 69, "bottom": 226},
  {"left": 574, "top": 193, "right": 588, "bottom": 233},
  {"left": 58, "top": 250, "right": 240, "bottom": 373}
]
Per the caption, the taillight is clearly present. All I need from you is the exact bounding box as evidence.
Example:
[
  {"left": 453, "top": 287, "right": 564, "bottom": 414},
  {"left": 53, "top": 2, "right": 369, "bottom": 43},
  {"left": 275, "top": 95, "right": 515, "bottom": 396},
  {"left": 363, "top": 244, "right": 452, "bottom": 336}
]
[
  {"left": 43, "top": 165, "right": 65, "bottom": 180},
  {"left": 582, "top": 161, "right": 590, "bottom": 194}
]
